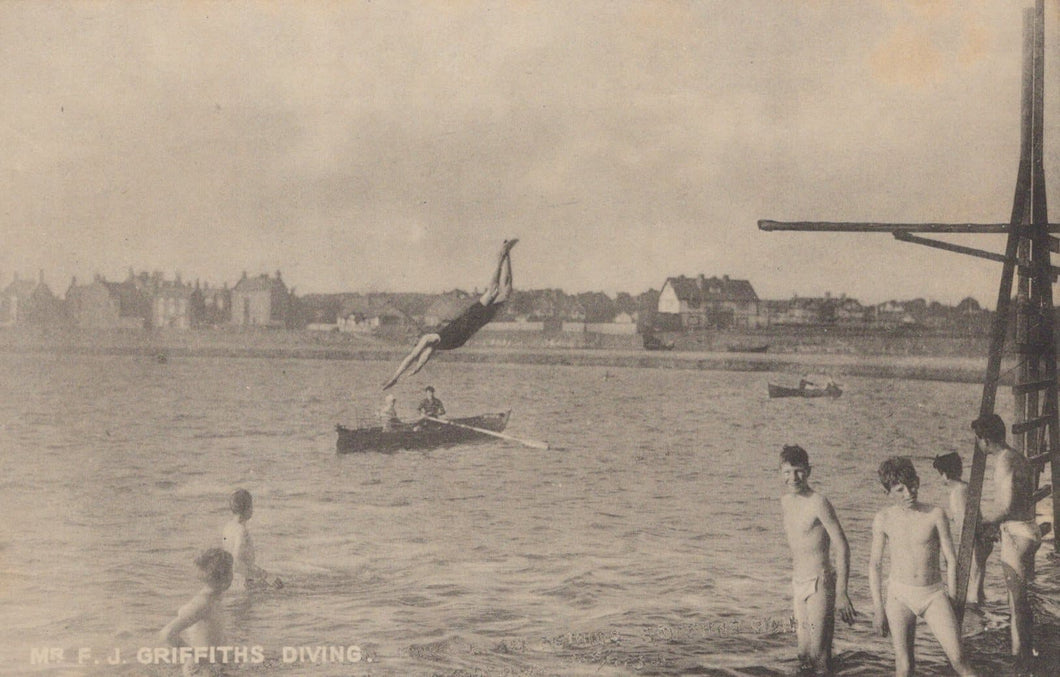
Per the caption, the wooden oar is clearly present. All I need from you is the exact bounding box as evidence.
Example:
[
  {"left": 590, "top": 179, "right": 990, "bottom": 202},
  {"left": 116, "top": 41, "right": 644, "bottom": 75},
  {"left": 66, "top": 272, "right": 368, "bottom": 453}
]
[{"left": 425, "top": 416, "right": 550, "bottom": 450}]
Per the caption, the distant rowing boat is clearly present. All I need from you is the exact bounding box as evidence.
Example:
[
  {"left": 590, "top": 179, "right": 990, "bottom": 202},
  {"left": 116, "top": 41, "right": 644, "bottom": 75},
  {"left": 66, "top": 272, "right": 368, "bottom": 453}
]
[
  {"left": 768, "top": 383, "right": 842, "bottom": 399},
  {"left": 336, "top": 412, "right": 510, "bottom": 453},
  {"left": 643, "top": 334, "right": 674, "bottom": 351},
  {"left": 726, "top": 343, "right": 769, "bottom": 353}
]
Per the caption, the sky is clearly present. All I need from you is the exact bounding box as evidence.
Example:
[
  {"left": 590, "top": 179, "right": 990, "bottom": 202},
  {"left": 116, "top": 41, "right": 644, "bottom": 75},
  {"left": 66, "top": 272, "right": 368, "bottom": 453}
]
[{"left": 2, "top": 0, "right": 1059, "bottom": 306}]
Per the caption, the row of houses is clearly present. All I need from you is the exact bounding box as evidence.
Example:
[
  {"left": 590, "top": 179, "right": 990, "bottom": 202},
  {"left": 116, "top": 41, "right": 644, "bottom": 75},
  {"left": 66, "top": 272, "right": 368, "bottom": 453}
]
[
  {"left": 1, "top": 268, "right": 990, "bottom": 333},
  {"left": 1, "top": 270, "right": 295, "bottom": 330},
  {"left": 654, "top": 274, "right": 990, "bottom": 331}
]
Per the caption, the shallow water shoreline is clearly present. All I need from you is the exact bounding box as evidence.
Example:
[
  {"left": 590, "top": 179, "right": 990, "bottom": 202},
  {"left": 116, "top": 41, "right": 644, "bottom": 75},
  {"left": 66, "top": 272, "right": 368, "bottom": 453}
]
[{"left": 0, "top": 328, "right": 1002, "bottom": 384}]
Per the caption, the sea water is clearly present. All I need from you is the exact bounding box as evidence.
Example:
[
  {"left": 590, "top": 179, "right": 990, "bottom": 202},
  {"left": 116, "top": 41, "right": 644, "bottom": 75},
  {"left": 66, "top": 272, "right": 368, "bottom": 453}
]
[{"left": 0, "top": 352, "right": 1056, "bottom": 676}]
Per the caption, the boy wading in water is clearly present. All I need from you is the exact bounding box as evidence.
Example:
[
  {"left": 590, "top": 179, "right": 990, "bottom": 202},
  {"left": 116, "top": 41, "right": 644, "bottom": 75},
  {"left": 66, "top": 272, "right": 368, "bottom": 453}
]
[
  {"left": 932, "top": 452, "right": 993, "bottom": 606},
  {"left": 779, "top": 445, "right": 856, "bottom": 674},
  {"left": 972, "top": 414, "right": 1043, "bottom": 662},
  {"left": 869, "top": 457, "right": 977, "bottom": 677},
  {"left": 159, "top": 548, "right": 234, "bottom": 676},
  {"left": 222, "top": 489, "right": 277, "bottom": 589}
]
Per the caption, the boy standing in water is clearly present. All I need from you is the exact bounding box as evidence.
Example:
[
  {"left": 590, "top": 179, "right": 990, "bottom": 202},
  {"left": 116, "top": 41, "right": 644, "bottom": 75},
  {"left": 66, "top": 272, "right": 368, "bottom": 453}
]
[
  {"left": 972, "top": 413, "right": 1042, "bottom": 662},
  {"left": 869, "top": 457, "right": 977, "bottom": 677},
  {"left": 932, "top": 452, "right": 993, "bottom": 606},
  {"left": 159, "top": 548, "right": 233, "bottom": 676},
  {"left": 222, "top": 489, "right": 272, "bottom": 589},
  {"left": 779, "top": 445, "right": 856, "bottom": 674}
]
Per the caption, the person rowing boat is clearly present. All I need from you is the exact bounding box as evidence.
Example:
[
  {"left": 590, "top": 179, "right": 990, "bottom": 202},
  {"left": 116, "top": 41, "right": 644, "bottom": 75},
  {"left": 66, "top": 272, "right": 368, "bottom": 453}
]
[{"left": 382, "top": 239, "right": 517, "bottom": 390}]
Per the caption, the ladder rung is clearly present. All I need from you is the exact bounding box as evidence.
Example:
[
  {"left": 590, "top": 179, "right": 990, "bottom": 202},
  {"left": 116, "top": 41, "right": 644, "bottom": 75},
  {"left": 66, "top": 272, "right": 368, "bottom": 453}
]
[
  {"left": 1017, "top": 265, "right": 1060, "bottom": 282},
  {"left": 1011, "top": 415, "right": 1053, "bottom": 435},
  {"left": 1028, "top": 452, "right": 1051, "bottom": 467},
  {"left": 1012, "top": 379, "right": 1056, "bottom": 394},
  {"left": 1014, "top": 343, "right": 1052, "bottom": 354},
  {"left": 1031, "top": 485, "right": 1052, "bottom": 503}
]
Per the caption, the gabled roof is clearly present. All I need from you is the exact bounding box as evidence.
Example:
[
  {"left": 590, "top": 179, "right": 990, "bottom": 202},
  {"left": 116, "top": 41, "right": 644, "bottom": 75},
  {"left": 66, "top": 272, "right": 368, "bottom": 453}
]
[
  {"left": 233, "top": 273, "right": 287, "bottom": 293},
  {"left": 2, "top": 279, "right": 37, "bottom": 298},
  {"left": 663, "top": 275, "right": 758, "bottom": 304}
]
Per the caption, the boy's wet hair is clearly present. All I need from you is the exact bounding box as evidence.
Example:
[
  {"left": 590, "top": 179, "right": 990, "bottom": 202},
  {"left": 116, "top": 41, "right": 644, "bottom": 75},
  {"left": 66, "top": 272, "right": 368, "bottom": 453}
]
[
  {"left": 971, "top": 413, "right": 1007, "bottom": 444},
  {"left": 780, "top": 444, "right": 810, "bottom": 468},
  {"left": 229, "top": 488, "right": 253, "bottom": 517},
  {"left": 878, "top": 456, "right": 919, "bottom": 491},
  {"left": 195, "top": 547, "right": 234, "bottom": 590},
  {"left": 932, "top": 452, "right": 962, "bottom": 480}
]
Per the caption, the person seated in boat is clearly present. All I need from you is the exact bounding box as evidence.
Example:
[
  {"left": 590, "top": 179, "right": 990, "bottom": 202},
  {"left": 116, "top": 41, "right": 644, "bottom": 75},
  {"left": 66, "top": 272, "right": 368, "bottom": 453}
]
[
  {"left": 799, "top": 374, "right": 835, "bottom": 391},
  {"left": 379, "top": 394, "right": 402, "bottom": 431},
  {"left": 382, "top": 239, "right": 517, "bottom": 390},
  {"left": 417, "top": 385, "right": 446, "bottom": 419}
]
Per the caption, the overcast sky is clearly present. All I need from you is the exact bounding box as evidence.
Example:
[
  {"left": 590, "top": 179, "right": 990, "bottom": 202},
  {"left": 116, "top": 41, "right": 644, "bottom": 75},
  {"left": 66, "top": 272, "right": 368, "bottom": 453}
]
[{"left": 2, "top": 1, "right": 1058, "bottom": 305}]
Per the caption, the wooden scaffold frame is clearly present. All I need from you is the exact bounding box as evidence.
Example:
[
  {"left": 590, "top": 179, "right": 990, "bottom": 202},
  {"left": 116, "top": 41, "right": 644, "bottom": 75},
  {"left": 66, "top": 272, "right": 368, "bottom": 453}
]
[{"left": 759, "top": 0, "right": 1059, "bottom": 631}]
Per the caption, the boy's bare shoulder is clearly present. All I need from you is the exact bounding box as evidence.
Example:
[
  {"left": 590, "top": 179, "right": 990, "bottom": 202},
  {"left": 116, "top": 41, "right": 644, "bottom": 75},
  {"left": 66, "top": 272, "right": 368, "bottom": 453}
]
[
  {"left": 924, "top": 503, "right": 947, "bottom": 519},
  {"left": 872, "top": 505, "right": 895, "bottom": 529}
]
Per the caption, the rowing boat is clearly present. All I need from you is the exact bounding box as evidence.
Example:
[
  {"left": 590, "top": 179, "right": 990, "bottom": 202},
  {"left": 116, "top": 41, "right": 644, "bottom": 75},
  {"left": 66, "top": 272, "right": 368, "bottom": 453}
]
[
  {"left": 768, "top": 383, "right": 842, "bottom": 399},
  {"left": 335, "top": 411, "right": 510, "bottom": 453},
  {"left": 726, "top": 343, "right": 769, "bottom": 353}
]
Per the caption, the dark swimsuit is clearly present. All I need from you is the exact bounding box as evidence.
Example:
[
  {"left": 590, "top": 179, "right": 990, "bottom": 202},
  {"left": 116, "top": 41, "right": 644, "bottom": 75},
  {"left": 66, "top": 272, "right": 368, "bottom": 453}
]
[{"left": 435, "top": 301, "right": 500, "bottom": 350}]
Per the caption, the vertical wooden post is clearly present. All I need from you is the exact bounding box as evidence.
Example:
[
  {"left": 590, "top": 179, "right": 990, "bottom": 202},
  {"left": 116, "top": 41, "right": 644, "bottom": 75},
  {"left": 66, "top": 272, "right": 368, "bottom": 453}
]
[{"left": 953, "top": 5, "right": 1037, "bottom": 624}]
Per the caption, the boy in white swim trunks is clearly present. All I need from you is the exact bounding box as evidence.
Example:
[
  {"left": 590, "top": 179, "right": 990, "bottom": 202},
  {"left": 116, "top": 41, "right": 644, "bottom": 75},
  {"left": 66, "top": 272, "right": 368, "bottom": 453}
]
[
  {"left": 779, "top": 445, "right": 856, "bottom": 674},
  {"left": 972, "top": 413, "right": 1042, "bottom": 662},
  {"left": 869, "top": 457, "right": 977, "bottom": 677}
]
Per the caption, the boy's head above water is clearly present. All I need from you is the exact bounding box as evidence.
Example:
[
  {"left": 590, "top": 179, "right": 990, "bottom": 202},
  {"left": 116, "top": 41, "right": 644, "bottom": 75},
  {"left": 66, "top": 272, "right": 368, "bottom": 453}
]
[
  {"left": 196, "top": 547, "right": 234, "bottom": 591},
  {"left": 230, "top": 488, "right": 253, "bottom": 521}
]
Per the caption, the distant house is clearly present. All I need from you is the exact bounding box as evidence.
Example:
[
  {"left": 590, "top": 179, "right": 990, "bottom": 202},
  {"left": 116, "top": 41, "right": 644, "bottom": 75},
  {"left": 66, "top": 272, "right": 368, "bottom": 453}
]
[
  {"left": 152, "top": 276, "right": 194, "bottom": 329},
  {"left": 230, "top": 271, "right": 290, "bottom": 327},
  {"left": 767, "top": 295, "right": 839, "bottom": 326},
  {"left": 65, "top": 276, "right": 126, "bottom": 328},
  {"left": 875, "top": 300, "right": 917, "bottom": 327},
  {"left": 657, "top": 274, "right": 759, "bottom": 329},
  {"left": 835, "top": 296, "right": 868, "bottom": 324},
  {"left": 1, "top": 271, "right": 62, "bottom": 327},
  {"left": 191, "top": 281, "right": 231, "bottom": 327},
  {"left": 103, "top": 273, "right": 153, "bottom": 328},
  {"left": 337, "top": 295, "right": 412, "bottom": 333}
]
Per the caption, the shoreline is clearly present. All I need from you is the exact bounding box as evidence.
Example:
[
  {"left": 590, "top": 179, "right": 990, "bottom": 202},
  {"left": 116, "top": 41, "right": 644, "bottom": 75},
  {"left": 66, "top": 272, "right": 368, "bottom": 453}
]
[{"left": 0, "top": 336, "right": 1000, "bottom": 385}]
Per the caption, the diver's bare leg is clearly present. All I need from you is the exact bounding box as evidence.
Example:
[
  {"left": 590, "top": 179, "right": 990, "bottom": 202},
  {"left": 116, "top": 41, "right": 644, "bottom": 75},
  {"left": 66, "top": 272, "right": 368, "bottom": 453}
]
[
  {"left": 494, "top": 252, "right": 513, "bottom": 304},
  {"left": 383, "top": 335, "right": 437, "bottom": 390},
  {"left": 479, "top": 239, "right": 518, "bottom": 305},
  {"left": 408, "top": 345, "right": 436, "bottom": 376}
]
